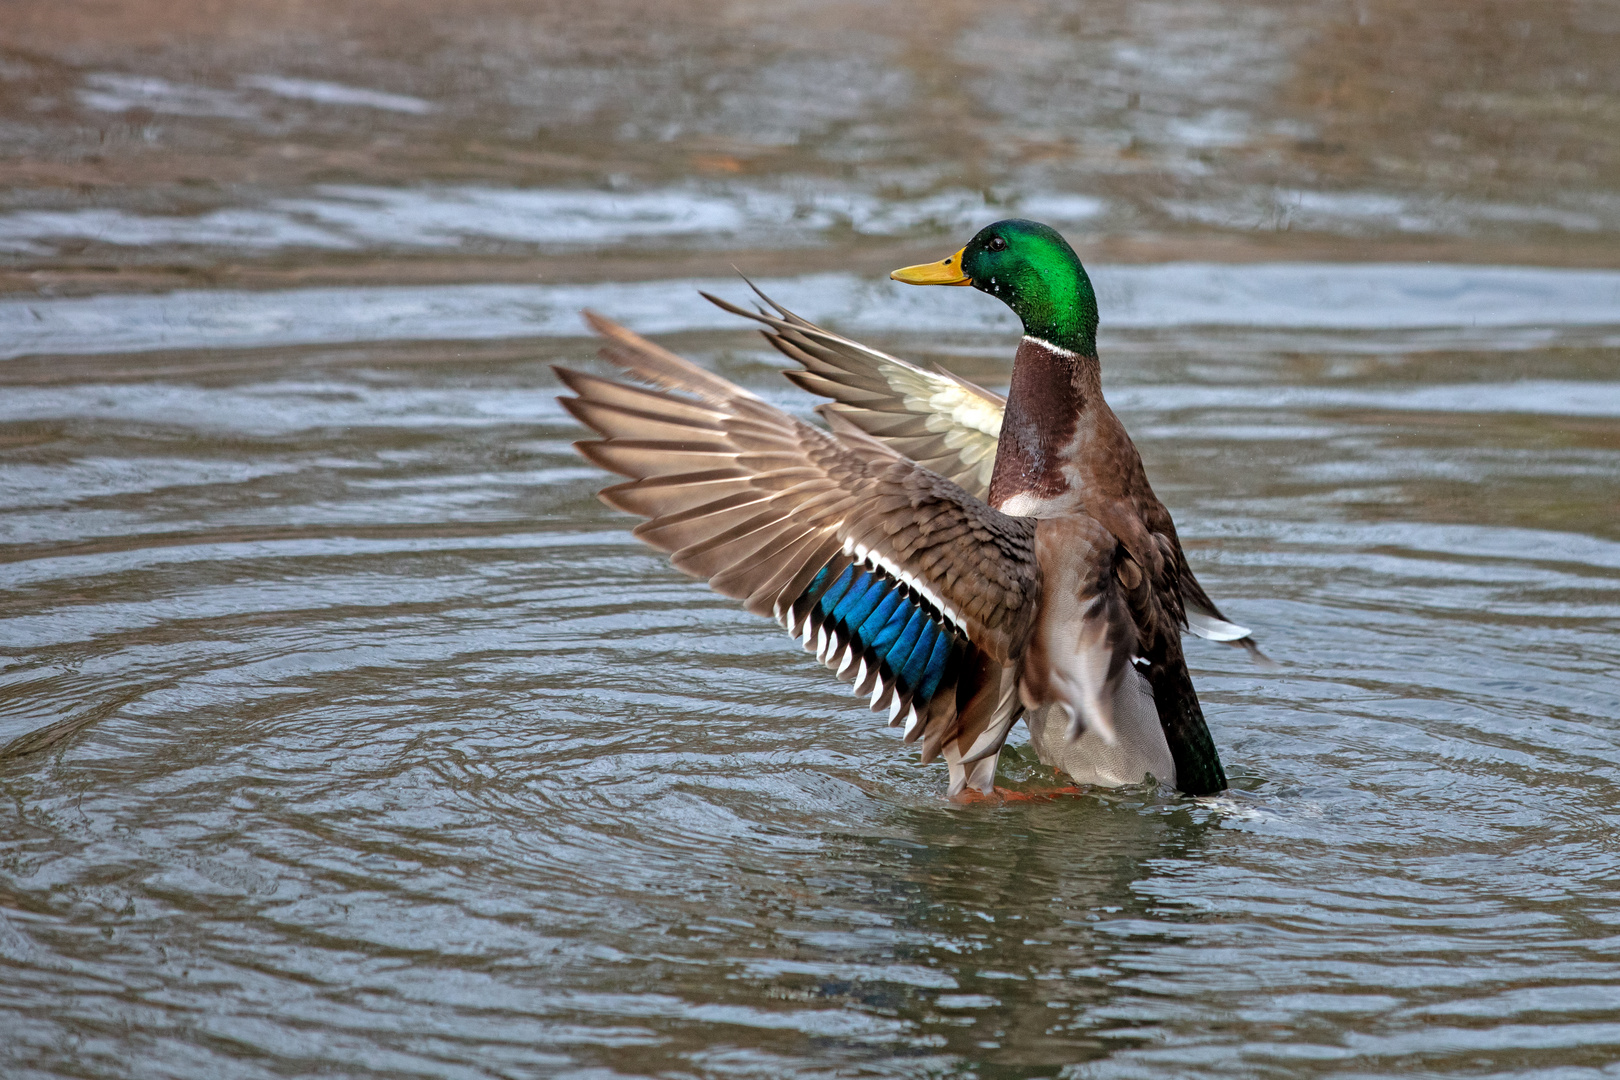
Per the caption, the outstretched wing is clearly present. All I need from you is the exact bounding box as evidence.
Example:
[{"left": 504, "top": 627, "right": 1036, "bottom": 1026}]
[
  {"left": 703, "top": 287, "right": 1005, "bottom": 496},
  {"left": 561, "top": 312, "right": 1140, "bottom": 794},
  {"left": 708, "top": 284, "right": 1266, "bottom": 660}
]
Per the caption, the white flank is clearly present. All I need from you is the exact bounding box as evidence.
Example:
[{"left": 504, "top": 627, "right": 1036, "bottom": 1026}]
[{"left": 1042, "top": 600, "right": 1123, "bottom": 745}]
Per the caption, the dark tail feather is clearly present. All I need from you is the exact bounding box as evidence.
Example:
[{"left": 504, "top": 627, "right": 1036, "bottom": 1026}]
[{"left": 1147, "top": 660, "right": 1227, "bottom": 796}]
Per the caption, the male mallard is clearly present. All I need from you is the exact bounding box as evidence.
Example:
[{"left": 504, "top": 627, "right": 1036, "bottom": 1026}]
[{"left": 559, "top": 219, "right": 1255, "bottom": 798}]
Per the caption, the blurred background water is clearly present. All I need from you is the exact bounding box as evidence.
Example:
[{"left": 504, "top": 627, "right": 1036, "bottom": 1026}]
[{"left": 2, "top": 2, "right": 1619, "bottom": 1077}]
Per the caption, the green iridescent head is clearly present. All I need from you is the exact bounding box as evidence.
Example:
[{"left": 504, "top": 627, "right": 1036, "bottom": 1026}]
[{"left": 890, "top": 219, "right": 1099, "bottom": 355}]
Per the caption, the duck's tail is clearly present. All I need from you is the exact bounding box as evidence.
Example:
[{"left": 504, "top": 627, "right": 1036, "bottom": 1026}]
[{"left": 1146, "top": 658, "right": 1227, "bottom": 796}]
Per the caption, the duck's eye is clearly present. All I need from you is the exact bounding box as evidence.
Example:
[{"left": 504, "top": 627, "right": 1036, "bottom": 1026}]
[{"left": 987, "top": 236, "right": 1007, "bottom": 252}]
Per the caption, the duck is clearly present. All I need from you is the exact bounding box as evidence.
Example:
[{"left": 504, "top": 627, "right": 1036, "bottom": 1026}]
[{"left": 558, "top": 219, "right": 1258, "bottom": 798}]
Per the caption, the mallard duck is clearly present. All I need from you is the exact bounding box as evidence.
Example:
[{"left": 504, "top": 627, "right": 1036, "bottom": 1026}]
[{"left": 558, "top": 219, "right": 1257, "bottom": 798}]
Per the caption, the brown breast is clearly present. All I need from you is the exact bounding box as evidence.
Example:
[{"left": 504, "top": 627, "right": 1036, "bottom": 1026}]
[{"left": 987, "top": 336, "right": 1152, "bottom": 519}]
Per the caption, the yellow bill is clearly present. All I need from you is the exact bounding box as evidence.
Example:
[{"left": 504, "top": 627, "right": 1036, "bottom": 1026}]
[{"left": 890, "top": 246, "right": 973, "bottom": 286}]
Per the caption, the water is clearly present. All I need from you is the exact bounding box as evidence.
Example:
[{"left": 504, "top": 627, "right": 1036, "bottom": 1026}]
[
  {"left": 4, "top": 285, "right": 1619, "bottom": 1076},
  {"left": 6, "top": 265, "right": 1620, "bottom": 361},
  {"left": 4, "top": 1, "right": 1620, "bottom": 1076}
]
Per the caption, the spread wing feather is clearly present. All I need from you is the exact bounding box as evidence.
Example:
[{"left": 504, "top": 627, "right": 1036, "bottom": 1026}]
[
  {"left": 705, "top": 283, "right": 1266, "bottom": 660},
  {"left": 702, "top": 288, "right": 1005, "bottom": 495},
  {"left": 564, "top": 311, "right": 1142, "bottom": 794}
]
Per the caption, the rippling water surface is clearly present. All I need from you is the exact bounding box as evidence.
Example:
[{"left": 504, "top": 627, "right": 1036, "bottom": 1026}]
[
  {"left": 4, "top": 267, "right": 1619, "bottom": 1076},
  {"left": 4, "top": 0, "right": 1620, "bottom": 1074}
]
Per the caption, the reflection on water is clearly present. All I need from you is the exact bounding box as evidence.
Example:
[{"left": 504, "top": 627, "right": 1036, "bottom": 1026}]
[
  {"left": 3, "top": 0, "right": 1620, "bottom": 1075},
  {"left": 0, "top": 184, "right": 1090, "bottom": 258},
  {"left": 2, "top": 301, "right": 1618, "bottom": 1075},
  {"left": 5, "top": 264, "right": 1620, "bottom": 361},
  {"left": 3, "top": 0, "right": 1618, "bottom": 296}
]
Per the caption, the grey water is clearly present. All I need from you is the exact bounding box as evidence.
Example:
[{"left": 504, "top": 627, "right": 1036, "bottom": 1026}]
[
  {"left": 4, "top": 0, "right": 1620, "bottom": 1074},
  {"left": 3, "top": 271, "right": 1619, "bottom": 1076}
]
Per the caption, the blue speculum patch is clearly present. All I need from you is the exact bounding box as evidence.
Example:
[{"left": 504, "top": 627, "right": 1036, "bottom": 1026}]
[{"left": 797, "top": 561, "right": 960, "bottom": 706}]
